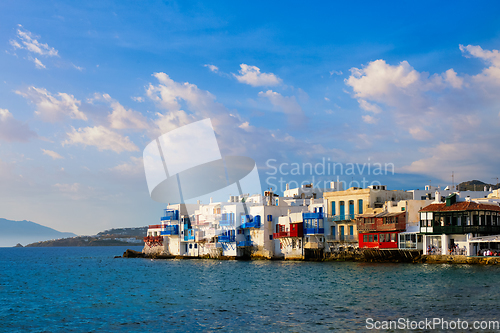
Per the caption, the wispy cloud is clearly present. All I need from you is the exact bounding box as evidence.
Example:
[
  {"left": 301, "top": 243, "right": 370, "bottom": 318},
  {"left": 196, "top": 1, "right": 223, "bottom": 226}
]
[
  {"left": 10, "top": 25, "right": 59, "bottom": 57},
  {"left": 42, "top": 149, "right": 64, "bottom": 160},
  {"left": 91, "top": 93, "right": 149, "bottom": 130},
  {"left": 204, "top": 64, "right": 219, "bottom": 73},
  {"left": 0, "top": 108, "right": 37, "bottom": 142},
  {"left": 16, "top": 86, "right": 87, "bottom": 122},
  {"left": 62, "top": 126, "right": 139, "bottom": 153}
]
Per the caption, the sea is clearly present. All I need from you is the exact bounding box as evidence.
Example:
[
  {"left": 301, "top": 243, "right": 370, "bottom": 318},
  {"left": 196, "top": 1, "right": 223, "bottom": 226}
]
[{"left": 1, "top": 247, "right": 500, "bottom": 332}]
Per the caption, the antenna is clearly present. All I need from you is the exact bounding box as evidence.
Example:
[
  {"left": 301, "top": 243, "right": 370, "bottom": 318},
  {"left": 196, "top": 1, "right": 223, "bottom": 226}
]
[
  {"left": 493, "top": 177, "right": 499, "bottom": 188},
  {"left": 452, "top": 171, "right": 454, "bottom": 190}
]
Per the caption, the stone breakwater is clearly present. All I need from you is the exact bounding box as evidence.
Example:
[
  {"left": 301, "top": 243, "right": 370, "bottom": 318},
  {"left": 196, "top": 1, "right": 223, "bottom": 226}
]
[{"left": 120, "top": 248, "right": 500, "bottom": 265}]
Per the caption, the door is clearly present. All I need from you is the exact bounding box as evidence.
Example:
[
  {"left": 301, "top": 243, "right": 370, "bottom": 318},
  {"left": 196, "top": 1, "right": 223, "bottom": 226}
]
[
  {"left": 340, "top": 202, "right": 345, "bottom": 219},
  {"left": 340, "top": 226, "right": 345, "bottom": 241}
]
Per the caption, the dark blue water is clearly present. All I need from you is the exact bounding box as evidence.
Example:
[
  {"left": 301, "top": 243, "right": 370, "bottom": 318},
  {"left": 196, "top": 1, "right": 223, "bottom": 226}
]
[{"left": 1, "top": 247, "right": 500, "bottom": 332}]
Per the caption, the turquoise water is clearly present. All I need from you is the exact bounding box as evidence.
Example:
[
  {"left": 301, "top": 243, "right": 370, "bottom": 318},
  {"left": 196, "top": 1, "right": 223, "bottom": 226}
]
[{"left": 1, "top": 247, "right": 500, "bottom": 332}]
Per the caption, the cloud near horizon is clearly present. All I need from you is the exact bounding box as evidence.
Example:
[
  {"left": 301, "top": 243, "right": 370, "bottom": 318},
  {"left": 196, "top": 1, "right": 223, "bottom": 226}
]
[{"left": 345, "top": 44, "right": 500, "bottom": 180}]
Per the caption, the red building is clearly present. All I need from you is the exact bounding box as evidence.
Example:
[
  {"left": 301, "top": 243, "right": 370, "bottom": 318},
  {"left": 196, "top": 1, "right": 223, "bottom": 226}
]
[{"left": 357, "top": 212, "right": 406, "bottom": 249}]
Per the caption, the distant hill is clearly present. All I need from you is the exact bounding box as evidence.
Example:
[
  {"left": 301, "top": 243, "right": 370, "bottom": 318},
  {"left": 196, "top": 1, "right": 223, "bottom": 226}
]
[
  {"left": 458, "top": 180, "right": 499, "bottom": 191},
  {"left": 25, "top": 226, "right": 147, "bottom": 247},
  {"left": 0, "top": 218, "right": 77, "bottom": 247}
]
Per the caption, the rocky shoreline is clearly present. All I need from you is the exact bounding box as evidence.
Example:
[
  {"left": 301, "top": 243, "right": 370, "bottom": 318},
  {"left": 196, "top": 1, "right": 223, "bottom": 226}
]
[{"left": 119, "top": 248, "right": 500, "bottom": 265}]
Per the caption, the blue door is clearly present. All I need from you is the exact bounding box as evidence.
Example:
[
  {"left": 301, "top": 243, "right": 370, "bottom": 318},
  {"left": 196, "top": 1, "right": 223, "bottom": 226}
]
[
  {"left": 340, "top": 201, "right": 345, "bottom": 219},
  {"left": 340, "top": 226, "right": 345, "bottom": 241},
  {"left": 349, "top": 200, "right": 354, "bottom": 217}
]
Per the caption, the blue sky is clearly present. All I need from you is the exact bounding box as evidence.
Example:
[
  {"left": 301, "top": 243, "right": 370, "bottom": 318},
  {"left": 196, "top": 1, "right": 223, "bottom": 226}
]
[{"left": 1, "top": 1, "right": 500, "bottom": 235}]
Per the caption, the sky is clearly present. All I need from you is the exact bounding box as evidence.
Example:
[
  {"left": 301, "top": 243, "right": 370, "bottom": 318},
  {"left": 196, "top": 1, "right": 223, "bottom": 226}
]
[{"left": 1, "top": 1, "right": 500, "bottom": 235}]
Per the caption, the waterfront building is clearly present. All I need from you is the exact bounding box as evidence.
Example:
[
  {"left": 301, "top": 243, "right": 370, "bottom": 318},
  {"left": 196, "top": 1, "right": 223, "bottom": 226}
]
[
  {"left": 419, "top": 192, "right": 500, "bottom": 256},
  {"left": 323, "top": 185, "right": 412, "bottom": 251},
  {"left": 144, "top": 185, "right": 334, "bottom": 258}
]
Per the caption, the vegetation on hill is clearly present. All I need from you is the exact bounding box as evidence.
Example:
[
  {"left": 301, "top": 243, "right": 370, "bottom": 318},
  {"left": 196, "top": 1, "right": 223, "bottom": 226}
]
[
  {"left": 25, "top": 226, "right": 148, "bottom": 247},
  {"left": 458, "top": 180, "right": 499, "bottom": 191}
]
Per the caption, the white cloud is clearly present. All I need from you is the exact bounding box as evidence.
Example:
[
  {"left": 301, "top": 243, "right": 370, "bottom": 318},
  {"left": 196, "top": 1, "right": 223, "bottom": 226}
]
[
  {"left": 42, "top": 149, "right": 64, "bottom": 160},
  {"left": 204, "top": 64, "right": 219, "bottom": 73},
  {"left": 362, "top": 115, "right": 377, "bottom": 124},
  {"left": 233, "top": 64, "right": 282, "bottom": 87},
  {"left": 444, "top": 69, "right": 463, "bottom": 89},
  {"left": 358, "top": 99, "right": 382, "bottom": 114},
  {"left": 72, "top": 64, "right": 84, "bottom": 71},
  {"left": 16, "top": 86, "right": 87, "bottom": 122},
  {"left": 408, "top": 127, "right": 432, "bottom": 141},
  {"left": 29, "top": 57, "right": 46, "bottom": 69},
  {"left": 132, "top": 96, "right": 144, "bottom": 102},
  {"left": 330, "top": 70, "right": 343, "bottom": 76},
  {"left": 63, "top": 126, "right": 139, "bottom": 153},
  {"left": 0, "top": 108, "right": 37, "bottom": 142},
  {"left": 258, "top": 90, "right": 308, "bottom": 127},
  {"left": 401, "top": 142, "right": 500, "bottom": 180},
  {"left": 324, "top": 97, "right": 330, "bottom": 101},
  {"left": 460, "top": 44, "right": 500, "bottom": 87},
  {"left": 92, "top": 93, "right": 149, "bottom": 130},
  {"left": 110, "top": 156, "right": 143, "bottom": 175},
  {"left": 345, "top": 44, "right": 500, "bottom": 181},
  {"left": 53, "top": 183, "right": 80, "bottom": 193},
  {"left": 10, "top": 25, "right": 59, "bottom": 57},
  {"left": 258, "top": 90, "right": 305, "bottom": 117}
]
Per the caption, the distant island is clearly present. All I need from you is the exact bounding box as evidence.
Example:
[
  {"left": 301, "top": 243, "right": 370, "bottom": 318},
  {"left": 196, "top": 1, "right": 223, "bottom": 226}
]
[
  {"left": 0, "top": 218, "right": 77, "bottom": 247},
  {"left": 25, "top": 227, "right": 147, "bottom": 247}
]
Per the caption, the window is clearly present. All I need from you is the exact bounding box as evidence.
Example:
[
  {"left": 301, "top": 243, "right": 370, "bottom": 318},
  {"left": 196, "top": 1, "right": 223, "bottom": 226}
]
[
  {"left": 358, "top": 199, "right": 363, "bottom": 214},
  {"left": 374, "top": 234, "right": 378, "bottom": 242},
  {"left": 391, "top": 233, "right": 396, "bottom": 242},
  {"left": 189, "top": 244, "right": 192, "bottom": 249},
  {"left": 363, "top": 235, "right": 368, "bottom": 242},
  {"left": 331, "top": 201, "right": 336, "bottom": 215},
  {"left": 194, "top": 244, "right": 197, "bottom": 249},
  {"left": 368, "top": 235, "right": 373, "bottom": 242},
  {"left": 349, "top": 226, "right": 354, "bottom": 236},
  {"left": 380, "top": 234, "right": 385, "bottom": 242},
  {"left": 269, "top": 235, "right": 273, "bottom": 240}
]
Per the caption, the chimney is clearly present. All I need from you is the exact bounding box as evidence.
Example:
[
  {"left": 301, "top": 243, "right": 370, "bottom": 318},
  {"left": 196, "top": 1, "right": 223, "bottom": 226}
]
[
  {"left": 286, "top": 183, "right": 289, "bottom": 190},
  {"left": 434, "top": 190, "right": 441, "bottom": 203}
]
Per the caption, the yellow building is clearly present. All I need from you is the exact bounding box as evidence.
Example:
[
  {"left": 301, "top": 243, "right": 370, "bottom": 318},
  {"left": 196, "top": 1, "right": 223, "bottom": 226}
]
[{"left": 323, "top": 185, "right": 412, "bottom": 247}]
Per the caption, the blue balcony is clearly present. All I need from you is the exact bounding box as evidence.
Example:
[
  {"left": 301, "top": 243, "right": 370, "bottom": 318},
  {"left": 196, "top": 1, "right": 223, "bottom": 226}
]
[
  {"left": 304, "top": 228, "right": 324, "bottom": 235},
  {"left": 160, "top": 225, "right": 179, "bottom": 236},
  {"left": 161, "top": 209, "right": 179, "bottom": 221},
  {"left": 237, "top": 240, "right": 253, "bottom": 247},
  {"left": 218, "top": 235, "right": 236, "bottom": 242},
  {"left": 241, "top": 215, "right": 261, "bottom": 229},
  {"left": 303, "top": 212, "right": 324, "bottom": 219},
  {"left": 183, "top": 229, "right": 195, "bottom": 241},
  {"left": 220, "top": 212, "right": 235, "bottom": 226}
]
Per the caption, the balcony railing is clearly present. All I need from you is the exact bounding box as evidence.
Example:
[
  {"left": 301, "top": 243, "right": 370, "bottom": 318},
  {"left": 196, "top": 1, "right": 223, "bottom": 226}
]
[
  {"left": 237, "top": 241, "right": 253, "bottom": 247},
  {"left": 304, "top": 227, "right": 324, "bottom": 235},
  {"left": 148, "top": 224, "right": 163, "bottom": 229},
  {"left": 241, "top": 221, "right": 261, "bottom": 229},
  {"left": 184, "top": 234, "right": 195, "bottom": 241},
  {"left": 303, "top": 212, "right": 324, "bottom": 219},
  {"left": 328, "top": 214, "right": 356, "bottom": 222},
  {"left": 218, "top": 235, "right": 236, "bottom": 243},
  {"left": 273, "top": 229, "right": 303, "bottom": 239},
  {"left": 325, "top": 234, "right": 356, "bottom": 242},
  {"left": 463, "top": 225, "right": 500, "bottom": 234},
  {"left": 160, "top": 225, "right": 179, "bottom": 236}
]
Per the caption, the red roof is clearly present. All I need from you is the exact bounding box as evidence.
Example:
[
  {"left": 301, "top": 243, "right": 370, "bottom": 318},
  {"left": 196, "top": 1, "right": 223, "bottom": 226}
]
[{"left": 419, "top": 201, "right": 500, "bottom": 213}]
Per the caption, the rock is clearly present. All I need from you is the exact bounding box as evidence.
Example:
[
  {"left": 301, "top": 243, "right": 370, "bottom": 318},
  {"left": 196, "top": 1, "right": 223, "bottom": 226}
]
[
  {"left": 114, "top": 255, "right": 122, "bottom": 258},
  {"left": 13, "top": 243, "right": 23, "bottom": 248},
  {"left": 123, "top": 249, "right": 145, "bottom": 258}
]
